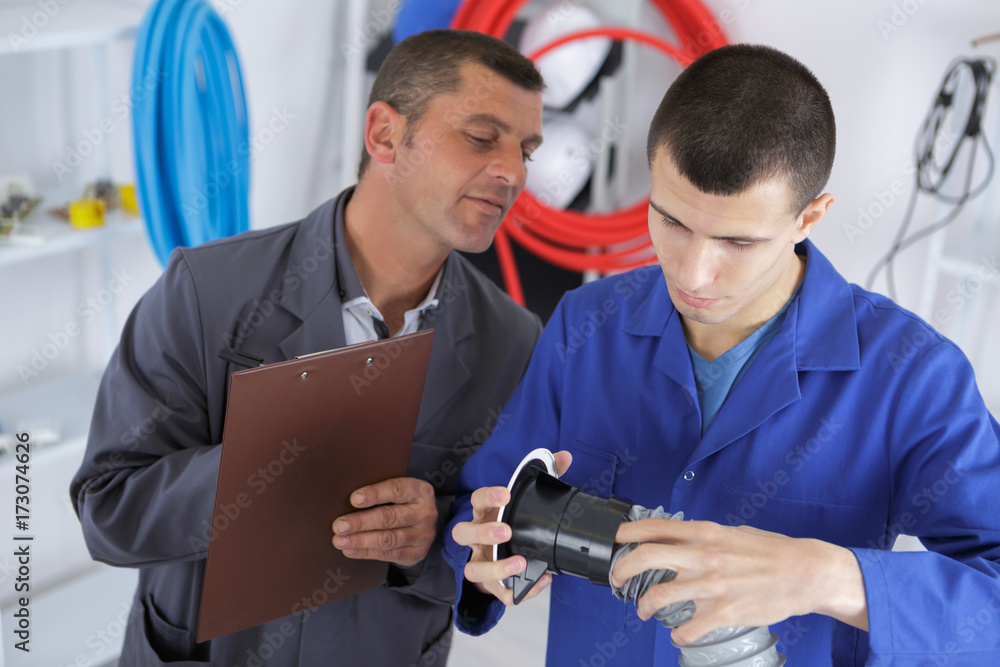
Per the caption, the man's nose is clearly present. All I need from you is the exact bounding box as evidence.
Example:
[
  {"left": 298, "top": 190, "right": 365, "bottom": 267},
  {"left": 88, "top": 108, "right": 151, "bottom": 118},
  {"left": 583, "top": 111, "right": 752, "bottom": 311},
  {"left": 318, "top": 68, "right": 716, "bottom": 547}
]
[
  {"left": 487, "top": 144, "right": 526, "bottom": 187},
  {"left": 675, "top": 239, "right": 717, "bottom": 292}
]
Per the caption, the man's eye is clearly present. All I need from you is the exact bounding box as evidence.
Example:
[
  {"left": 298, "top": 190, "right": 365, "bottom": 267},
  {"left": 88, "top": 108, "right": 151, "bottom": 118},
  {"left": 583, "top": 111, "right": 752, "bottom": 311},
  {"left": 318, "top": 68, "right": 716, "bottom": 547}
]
[
  {"left": 727, "top": 241, "right": 755, "bottom": 252},
  {"left": 661, "top": 217, "right": 684, "bottom": 230},
  {"left": 467, "top": 134, "right": 490, "bottom": 146}
]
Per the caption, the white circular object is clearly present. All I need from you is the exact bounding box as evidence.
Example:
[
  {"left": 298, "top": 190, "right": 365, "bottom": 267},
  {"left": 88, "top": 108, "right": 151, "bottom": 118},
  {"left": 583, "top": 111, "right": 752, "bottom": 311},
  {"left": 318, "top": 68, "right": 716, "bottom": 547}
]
[
  {"left": 519, "top": 2, "right": 612, "bottom": 109},
  {"left": 493, "top": 448, "right": 558, "bottom": 577},
  {"left": 525, "top": 116, "right": 596, "bottom": 209}
]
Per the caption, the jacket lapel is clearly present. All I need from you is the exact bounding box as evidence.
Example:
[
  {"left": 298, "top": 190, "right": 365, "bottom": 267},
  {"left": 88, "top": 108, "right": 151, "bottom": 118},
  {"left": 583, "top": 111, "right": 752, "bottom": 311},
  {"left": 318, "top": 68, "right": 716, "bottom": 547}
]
[
  {"left": 625, "top": 278, "right": 699, "bottom": 415},
  {"left": 276, "top": 194, "right": 348, "bottom": 359},
  {"left": 685, "top": 303, "right": 802, "bottom": 465},
  {"left": 272, "top": 189, "right": 475, "bottom": 428},
  {"left": 414, "top": 254, "right": 475, "bottom": 430},
  {"left": 685, "top": 240, "right": 861, "bottom": 464},
  {"left": 277, "top": 291, "right": 346, "bottom": 360}
]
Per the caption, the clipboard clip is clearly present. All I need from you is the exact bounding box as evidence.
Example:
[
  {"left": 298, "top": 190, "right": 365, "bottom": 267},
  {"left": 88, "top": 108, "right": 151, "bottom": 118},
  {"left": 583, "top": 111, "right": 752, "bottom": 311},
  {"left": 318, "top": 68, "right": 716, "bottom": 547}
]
[{"left": 218, "top": 347, "right": 264, "bottom": 369}]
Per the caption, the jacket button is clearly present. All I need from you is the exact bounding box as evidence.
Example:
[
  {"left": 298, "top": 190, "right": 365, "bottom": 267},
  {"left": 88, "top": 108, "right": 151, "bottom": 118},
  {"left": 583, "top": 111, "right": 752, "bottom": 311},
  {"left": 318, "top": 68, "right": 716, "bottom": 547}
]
[{"left": 683, "top": 470, "right": 695, "bottom": 481}]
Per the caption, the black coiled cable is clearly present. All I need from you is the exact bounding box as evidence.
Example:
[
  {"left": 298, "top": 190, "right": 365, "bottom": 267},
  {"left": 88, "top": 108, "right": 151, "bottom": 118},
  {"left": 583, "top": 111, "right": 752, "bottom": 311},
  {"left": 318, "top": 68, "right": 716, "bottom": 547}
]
[{"left": 865, "top": 56, "right": 996, "bottom": 299}]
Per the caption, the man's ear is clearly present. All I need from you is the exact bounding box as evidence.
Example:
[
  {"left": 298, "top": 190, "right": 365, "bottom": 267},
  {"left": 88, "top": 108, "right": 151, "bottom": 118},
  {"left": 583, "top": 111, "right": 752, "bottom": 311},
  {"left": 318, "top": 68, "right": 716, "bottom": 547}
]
[
  {"left": 794, "top": 193, "right": 834, "bottom": 242},
  {"left": 363, "top": 101, "right": 405, "bottom": 167}
]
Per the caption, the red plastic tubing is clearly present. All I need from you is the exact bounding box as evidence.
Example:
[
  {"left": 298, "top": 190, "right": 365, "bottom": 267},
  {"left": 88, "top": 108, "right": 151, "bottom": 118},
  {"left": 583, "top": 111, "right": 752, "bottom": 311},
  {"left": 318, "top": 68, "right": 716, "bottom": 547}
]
[{"left": 451, "top": 0, "right": 728, "bottom": 305}]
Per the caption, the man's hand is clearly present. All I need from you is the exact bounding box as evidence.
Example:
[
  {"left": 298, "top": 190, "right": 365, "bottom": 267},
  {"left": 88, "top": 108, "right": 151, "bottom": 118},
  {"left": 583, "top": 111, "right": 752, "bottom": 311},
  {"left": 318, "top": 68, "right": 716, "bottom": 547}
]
[
  {"left": 611, "top": 519, "right": 868, "bottom": 646},
  {"left": 331, "top": 477, "right": 437, "bottom": 567},
  {"left": 450, "top": 450, "right": 573, "bottom": 606}
]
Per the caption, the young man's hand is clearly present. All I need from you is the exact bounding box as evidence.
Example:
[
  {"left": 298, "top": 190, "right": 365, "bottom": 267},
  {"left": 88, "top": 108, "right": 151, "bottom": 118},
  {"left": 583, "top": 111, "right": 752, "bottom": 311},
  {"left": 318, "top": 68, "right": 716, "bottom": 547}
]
[
  {"left": 450, "top": 450, "right": 573, "bottom": 605},
  {"left": 612, "top": 519, "right": 869, "bottom": 645}
]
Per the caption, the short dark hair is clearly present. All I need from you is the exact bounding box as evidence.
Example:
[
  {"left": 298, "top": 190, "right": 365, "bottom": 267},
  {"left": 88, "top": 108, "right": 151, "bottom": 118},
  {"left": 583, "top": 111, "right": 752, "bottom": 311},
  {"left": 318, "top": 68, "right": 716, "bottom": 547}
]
[
  {"left": 647, "top": 44, "right": 836, "bottom": 215},
  {"left": 357, "top": 29, "right": 545, "bottom": 180}
]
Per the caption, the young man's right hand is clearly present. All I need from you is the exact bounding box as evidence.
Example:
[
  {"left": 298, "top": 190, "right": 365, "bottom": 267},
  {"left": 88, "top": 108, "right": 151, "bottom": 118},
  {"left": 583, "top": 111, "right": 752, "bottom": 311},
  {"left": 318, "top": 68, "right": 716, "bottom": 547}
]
[{"left": 451, "top": 450, "right": 573, "bottom": 605}]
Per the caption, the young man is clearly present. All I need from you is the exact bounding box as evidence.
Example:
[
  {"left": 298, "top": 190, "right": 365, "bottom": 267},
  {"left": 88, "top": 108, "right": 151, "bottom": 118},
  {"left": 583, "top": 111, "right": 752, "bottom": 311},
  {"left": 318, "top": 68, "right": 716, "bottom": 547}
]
[
  {"left": 71, "top": 29, "right": 544, "bottom": 666},
  {"left": 448, "top": 44, "right": 1000, "bottom": 665}
]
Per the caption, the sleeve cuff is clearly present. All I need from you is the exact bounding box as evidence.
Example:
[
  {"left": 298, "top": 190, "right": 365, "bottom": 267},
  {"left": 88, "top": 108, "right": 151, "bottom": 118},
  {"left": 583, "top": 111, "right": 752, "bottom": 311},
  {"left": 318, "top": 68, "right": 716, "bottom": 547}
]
[
  {"left": 448, "top": 544, "right": 506, "bottom": 636},
  {"left": 849, "top": 547, "right": 894, "bottom": 656}
]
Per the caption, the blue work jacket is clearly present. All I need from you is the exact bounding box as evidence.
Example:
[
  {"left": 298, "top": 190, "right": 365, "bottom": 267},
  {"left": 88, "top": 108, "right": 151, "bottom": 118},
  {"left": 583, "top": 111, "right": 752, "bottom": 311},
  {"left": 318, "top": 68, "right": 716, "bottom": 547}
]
[{"left": 444, "top": 240, "right": 1000, "bottom": 666}]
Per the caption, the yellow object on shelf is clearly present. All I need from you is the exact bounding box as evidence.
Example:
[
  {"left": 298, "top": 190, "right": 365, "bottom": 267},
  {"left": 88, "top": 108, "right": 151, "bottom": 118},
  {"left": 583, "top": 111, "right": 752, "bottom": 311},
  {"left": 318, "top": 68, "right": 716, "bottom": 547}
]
[
  {"left": 118, "top": 183, "right": 139, "bottom": 215},
  {"left": 69, "top": 198, "right": 106, "bottom": 229}
]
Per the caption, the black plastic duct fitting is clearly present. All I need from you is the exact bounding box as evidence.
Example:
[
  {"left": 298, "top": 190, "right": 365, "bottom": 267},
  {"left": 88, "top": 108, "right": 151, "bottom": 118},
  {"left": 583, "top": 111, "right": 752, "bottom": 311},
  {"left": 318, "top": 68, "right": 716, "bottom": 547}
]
[
  {"left": 496, "top": 450, "right": 786, "bottom": 666},
  {"left": 497, "top": 454, "right": 631, "bottom": 603}
]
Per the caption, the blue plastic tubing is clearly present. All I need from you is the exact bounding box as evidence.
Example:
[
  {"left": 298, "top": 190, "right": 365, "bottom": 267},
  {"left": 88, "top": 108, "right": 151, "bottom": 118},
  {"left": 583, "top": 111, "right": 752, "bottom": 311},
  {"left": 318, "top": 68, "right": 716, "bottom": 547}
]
[{"left": 132, "top": 0, "right": 250, "bottom": 266}]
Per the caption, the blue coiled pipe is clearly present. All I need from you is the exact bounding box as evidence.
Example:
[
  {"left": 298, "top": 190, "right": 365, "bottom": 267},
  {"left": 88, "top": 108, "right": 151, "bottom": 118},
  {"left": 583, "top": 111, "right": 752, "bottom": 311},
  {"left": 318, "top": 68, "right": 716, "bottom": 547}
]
[{"left": 132, "top": 0, "right": 250, "bottom": 266}]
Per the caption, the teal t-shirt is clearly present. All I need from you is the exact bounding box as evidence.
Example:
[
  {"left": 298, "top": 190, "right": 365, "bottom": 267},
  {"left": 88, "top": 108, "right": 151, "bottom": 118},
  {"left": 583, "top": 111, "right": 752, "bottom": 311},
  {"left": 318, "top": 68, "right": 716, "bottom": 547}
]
[{"left": 689, "top": 284, "right": 801, "bottom": 436}]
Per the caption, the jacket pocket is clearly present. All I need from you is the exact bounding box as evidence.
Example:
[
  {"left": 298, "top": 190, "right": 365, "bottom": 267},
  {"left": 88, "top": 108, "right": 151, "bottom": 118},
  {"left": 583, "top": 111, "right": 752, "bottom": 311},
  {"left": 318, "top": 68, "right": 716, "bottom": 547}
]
[
  {"left": 119, "top": 594, "right": 210, "bottom": 666},
  {"left": 561, "top": 440, "right": 619, "bottom": 497},
  {"left": 719, "top": 484, "right": 887, "bottom": 547},
  {"left": 411, "top": 608, "right": 455, "bottom": 667},
  {"left": 550, "top": 441, "right": 624, "bottom": 629}
]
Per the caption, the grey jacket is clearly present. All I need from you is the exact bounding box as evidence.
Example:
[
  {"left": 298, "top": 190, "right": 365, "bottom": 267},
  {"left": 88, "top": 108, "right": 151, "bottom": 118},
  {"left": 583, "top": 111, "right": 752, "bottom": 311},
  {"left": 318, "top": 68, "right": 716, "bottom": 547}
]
[{"left": 70, "top": 189, "right": 542, "bottom": 666}]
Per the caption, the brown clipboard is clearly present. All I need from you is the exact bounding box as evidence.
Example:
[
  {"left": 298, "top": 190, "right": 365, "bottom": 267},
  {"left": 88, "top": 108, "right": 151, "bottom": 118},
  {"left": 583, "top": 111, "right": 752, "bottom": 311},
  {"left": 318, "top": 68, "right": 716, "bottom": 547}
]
[{"left": 197, "top": 329, "right": 434, "bottom": 642}]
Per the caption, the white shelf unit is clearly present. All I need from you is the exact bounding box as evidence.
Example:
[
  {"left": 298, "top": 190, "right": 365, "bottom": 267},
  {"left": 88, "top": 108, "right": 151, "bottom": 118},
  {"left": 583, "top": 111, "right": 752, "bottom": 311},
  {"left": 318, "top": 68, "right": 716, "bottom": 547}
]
[
  {"left": 0, "top": 0, "right": 141, "bottom": 55},
  {"left": 0, "top": 205, "right": 144, "bottom": 267},
  {"left": 1, "top": 3, "right": 148, "bottom": 665}
]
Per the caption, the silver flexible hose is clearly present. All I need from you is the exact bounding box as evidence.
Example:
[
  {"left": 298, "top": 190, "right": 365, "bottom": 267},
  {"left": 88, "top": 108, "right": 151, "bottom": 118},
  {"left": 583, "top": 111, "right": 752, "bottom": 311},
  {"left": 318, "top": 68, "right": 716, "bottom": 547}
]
[{"left": 608, "top": 505, "right": 786, "bottom": 666}]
